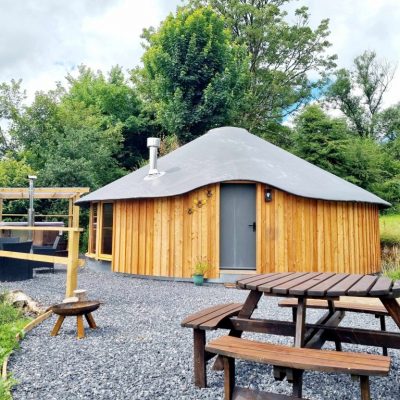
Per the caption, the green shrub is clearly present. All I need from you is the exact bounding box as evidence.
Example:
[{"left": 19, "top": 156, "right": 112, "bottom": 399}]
[
  {"left": 0, "top": 293, "right": 30, "bottom": 400},
  {"left": 0, "top": 376, "right": 16, "bottom": 400}
]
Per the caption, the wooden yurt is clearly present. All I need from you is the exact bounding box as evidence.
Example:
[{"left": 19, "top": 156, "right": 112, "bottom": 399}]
[{"left": 77, "top": 127, "right": 389, "bottom": 281}]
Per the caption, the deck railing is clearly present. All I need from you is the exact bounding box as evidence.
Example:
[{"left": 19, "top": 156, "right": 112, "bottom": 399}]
[{"left": 0, "top": 226, "right": 83, "bottom": 297}]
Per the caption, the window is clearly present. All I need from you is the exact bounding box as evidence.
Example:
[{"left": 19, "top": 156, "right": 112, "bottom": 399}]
[
  {"left": 90, "top": 203, "right": 98, "bottom": 254},
  {"left": 101, "top": 203, "right": 113, "bottom": 255}
]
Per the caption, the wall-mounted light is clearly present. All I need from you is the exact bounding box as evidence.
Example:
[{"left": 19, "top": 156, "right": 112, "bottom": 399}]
[
  {"left": 264, "top": 187, "right": 273, "bottom": 202},
  {"left": 206, "top": 189, "right": 213, "bottom": 198}
]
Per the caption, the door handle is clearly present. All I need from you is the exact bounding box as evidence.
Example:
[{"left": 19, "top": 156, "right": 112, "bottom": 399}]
[{"left": 248, "top": 222, "right": 256, "bottom": 232}]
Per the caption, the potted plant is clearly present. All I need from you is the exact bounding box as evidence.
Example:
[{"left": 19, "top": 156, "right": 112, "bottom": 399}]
[{"left": 192, "top": 260, "right": 209, "bottom": 286}]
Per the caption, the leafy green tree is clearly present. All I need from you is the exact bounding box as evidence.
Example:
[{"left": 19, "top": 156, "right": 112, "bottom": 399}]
[
  {"left": 377, "top": 103, "right": 400, "bottom": 141},
  {"left": 0, "top": 158, "right": 34, "bottom": 187},
  {"left": 65, "top": 66, "right": 147, "bottom": 168},
  {"left": 36, "top": 101, "right": 125, "bottom": 188},
  {"left": 0, "top": 80, "right": 26, "bottom": 155},
  {"left": 12, "top": 85, "right": 125, "bottom": 190},
  {"left": 136, "top": 6, "right": 249, "bottom": 143},
  {"left": 293, "top": 104, "right": 350, "bottom": 176},
  {"left": 327, "top": 51, "right": 395, "bottom": 139},
  {"left": 293, "top": 104, "right": 397, "bottom": 206},
  {"left": 189, "top": 0, "right": 337, "bottom": 136}
]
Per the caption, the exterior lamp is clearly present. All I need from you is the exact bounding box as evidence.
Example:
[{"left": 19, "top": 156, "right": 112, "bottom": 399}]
[{"left": 264, "top": 187, "right": 272, "bottom": 202}]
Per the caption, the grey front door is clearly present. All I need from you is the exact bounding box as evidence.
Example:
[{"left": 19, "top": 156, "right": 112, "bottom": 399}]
[{"left": 220, "top": 183, "right": 256, "bottom": 270}]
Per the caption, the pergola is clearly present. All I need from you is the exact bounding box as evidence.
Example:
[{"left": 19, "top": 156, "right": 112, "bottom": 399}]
[
  {"left": 0, "top": 187, "right": 89, "bottom": 297},
  {"left": 0, "top": 187, "right": 90, "bottom": 228}
]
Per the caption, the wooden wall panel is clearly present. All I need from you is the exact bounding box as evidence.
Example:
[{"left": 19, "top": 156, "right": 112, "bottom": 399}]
[
  {"left": 112, "top": 184, "right": 219, "bottom": 278},
  {"left": 110, "top": 182, "right": 381, "bottom": 278},
  {"left": 256, "top": 185, "right": 381, "bottom": 275}
]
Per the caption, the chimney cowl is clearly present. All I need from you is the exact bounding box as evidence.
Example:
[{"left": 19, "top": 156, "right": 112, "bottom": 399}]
[{"left": 146, "top": 137, "right": 164, "bottom": 179}]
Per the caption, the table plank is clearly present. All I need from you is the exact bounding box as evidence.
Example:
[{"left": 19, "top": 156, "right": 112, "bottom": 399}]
[
  {"left": 257, "top": 273, "right": 308, "bottom": 293},
  {"left": 306, "top": 274, "right": 349, "bottom": 297},
  {"left": 326, "top": 274, "right": 364, "bottom": 297},
  {"left": 392, "top": 280, "right": 400, "bottom": 296},
  {"left": 288, "top": 273, "right": 335, "bottom": 296},
  {"left": 236, "top": 273, "right": 278, "bottom": 288},
  {"left": 272, "top": 273, "right": 322, "bottom": 295},
  {"left": 369, "top": 277, "right": 393, "bottom": 296},
  {"left": 245, "top": 273, "right": 295, "bottom": 290},
  {"left": 347, "top": 275, "right": 379, "bottom": 296}
]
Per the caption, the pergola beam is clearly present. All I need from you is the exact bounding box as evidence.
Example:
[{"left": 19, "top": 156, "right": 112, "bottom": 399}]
[{"left": 0, "top": 187, "right": 89, "bottom": 199}]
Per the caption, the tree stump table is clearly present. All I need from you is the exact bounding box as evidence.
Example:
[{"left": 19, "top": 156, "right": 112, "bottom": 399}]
[{"left": 50, "top": 301, "right": 100, "bottom": 339}]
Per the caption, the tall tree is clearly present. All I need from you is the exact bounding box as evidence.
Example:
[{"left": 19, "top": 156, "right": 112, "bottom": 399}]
[
  {"left": 136, "top": 6, "right": 249, "bottom": 143},
  {"left": 12, "top": 85, "right": 125, "bottom": 190},
  {"left": 293, "top": 104, "right": 351, "bottom": 177},
  {"left": 0, "top": 80, "right": 26, "bottom": 155},
  {"left": 327, "top": 51, "right": 396, "bottom": 139},
  {"left": 189, "top": 0, "right": 337, "bottom": 137},
  {"left": 65, "top": 66, "right": 147, "bottom": 169}
]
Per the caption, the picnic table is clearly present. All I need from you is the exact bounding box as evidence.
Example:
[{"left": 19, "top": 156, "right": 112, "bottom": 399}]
[
  {"left": 182, "top": 272, "right": 400, "bottom": 399},
  {"left": 232, "top": 272, "right": 400, "bottom": 397}
]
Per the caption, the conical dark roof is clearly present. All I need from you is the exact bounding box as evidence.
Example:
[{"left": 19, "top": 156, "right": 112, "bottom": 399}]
[{"left": 77, "top": 127, "right": 389, "bottom": 206}]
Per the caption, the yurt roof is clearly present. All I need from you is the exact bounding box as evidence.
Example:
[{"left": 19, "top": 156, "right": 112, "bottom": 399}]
[{"left": 76, "top": 127, "right": 390, "bottom": 207}]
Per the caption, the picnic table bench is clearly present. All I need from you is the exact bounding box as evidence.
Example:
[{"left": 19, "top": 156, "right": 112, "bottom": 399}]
[
  {"left": 206, "top": 335, "right": 390, "bottom": 400},
  {"left": 181, "top": 302, "right": 244, "bottom": 387},
  {"left": 182, "top": 272, "right": 400, "bottom": 399},
  {"left": 278, "top": 297, "right": 392, "bottom": 355}
]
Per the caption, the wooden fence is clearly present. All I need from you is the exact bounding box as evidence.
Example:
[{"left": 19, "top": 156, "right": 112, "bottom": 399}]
[{"left": 0, "top": 226, "right": 83, "bottom": 297}]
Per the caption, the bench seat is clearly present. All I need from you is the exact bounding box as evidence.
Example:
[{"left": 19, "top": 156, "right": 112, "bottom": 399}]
[
  {"left": 278, "top": 297, "right": 389, "bottom": 316},
  {"left": 181, "top": 303, "right": 243, "bottom": 330},
  {"left": 181, "top": 303, "right": 244, "bottom": 388},
  {"left": 231, "top": 387, "right": 304, "bottom": 400},
  {"left": 206, "top": 336, "right": 390, "bottom": 400}
]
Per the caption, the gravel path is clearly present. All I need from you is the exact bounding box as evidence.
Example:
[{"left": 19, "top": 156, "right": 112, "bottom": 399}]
[{"left": 1, "top": 267, "right": 400, "bottom": 400}]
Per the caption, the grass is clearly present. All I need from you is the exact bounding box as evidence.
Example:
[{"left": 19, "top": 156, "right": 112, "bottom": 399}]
[
  {"left": 380, "top": 214, "right": 400, "bottom": 246},
  {"left": 0, "top": 293, "right": 30, "bottom": 400},
  {"left": 380, "top": 214, "right": 400, "bottom": 280}
]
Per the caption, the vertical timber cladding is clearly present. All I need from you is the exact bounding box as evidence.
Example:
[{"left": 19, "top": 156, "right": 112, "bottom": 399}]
[
  {"left": 112, "top": 184, "right": 220, "bottom": 278},
  {"left": 256, "top": 184, "right": 381, "bottom": 275}
]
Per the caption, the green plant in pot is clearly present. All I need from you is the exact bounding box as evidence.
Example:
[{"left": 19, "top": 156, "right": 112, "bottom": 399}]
[{"left": 192, "top": 260, "right": 209, "bottom": 286}]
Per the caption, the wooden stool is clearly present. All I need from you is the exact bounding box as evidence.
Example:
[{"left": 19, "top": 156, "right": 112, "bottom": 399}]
[
  {"left": 51, "top": 312, "right": 97, "bottom": 339},
  {"left": 50, "top": 301, "right": 100, "bottom": 339}
]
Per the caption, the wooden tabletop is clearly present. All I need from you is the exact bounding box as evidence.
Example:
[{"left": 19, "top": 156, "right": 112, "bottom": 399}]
[{"left": 237, "top": 272, "right": 400, "bottom": 298}]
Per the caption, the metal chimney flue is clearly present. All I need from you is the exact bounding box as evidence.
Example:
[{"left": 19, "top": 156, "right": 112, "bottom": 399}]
[{"left": 147, "top": 137, "right": 161, "bottom": 176}]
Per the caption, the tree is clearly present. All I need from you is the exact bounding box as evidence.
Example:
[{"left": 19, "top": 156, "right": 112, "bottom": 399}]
[
  {"left": 12, "top": 85, "right": 125, "bottom": 190},
  {"left": 292, "top": 104, "right": 397, "bottom": 205},
  {"left": 136, "top": 6, "right": 249, "bottom": 143},
  {"left": 293, "top": 104, "right": 351, "bottom": 176},
  {"left": 0, "top": 158, "right": 34, "bottom": 187},
  {"left": 0, "top": 80, "right": 26, "bottom": 155},
  {"left": 189, "top": 0, "right": 337, "bottom": 136},
  {"left": 327, "top": 51, "right": 396, "bottom": 139},
  {"left": 64, "top": 66, "right": 147, "bottom": 169}
]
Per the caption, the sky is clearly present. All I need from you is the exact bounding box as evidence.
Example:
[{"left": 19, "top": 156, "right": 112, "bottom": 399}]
[{"left": 1, "top": 0, "right": 399, "bottom": 107}]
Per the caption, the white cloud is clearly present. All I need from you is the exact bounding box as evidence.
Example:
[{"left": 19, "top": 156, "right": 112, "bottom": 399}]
[
  {"left": 1, "top": 0, "right": 399, "bottom": 108},
  {"left": 0, "top": 0, "right": 181, "bottom": 99},
  {"left": 285, "top": 0, "right": 400, "bottom": 108}
]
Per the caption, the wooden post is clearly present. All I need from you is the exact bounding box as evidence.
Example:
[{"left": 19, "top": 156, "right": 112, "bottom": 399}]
[
  {"left": 360, "top": 376, "right": 371, "bottom": 400},
  {"left": 68, "top": 199, "right": 73, "bottom": 228},
  {"left": 193, "top": 329, "right": 207, "bottom": 388},
  {"left": 223, "top": 357, "right": 235, "bottom": 400},
  {"left": 66, "top": 229, "right": 80, "bottom": 298},
  {"left": 72, "top": 195, "right": 80, "bottom": 228},
  {"left": 293, "top": 297, "right": 307, "bottom": 398}
]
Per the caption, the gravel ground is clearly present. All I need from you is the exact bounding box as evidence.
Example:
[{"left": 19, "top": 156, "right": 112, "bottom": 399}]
[{"left": 1, "top": 267, "right": 400, "bottom": 400}]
